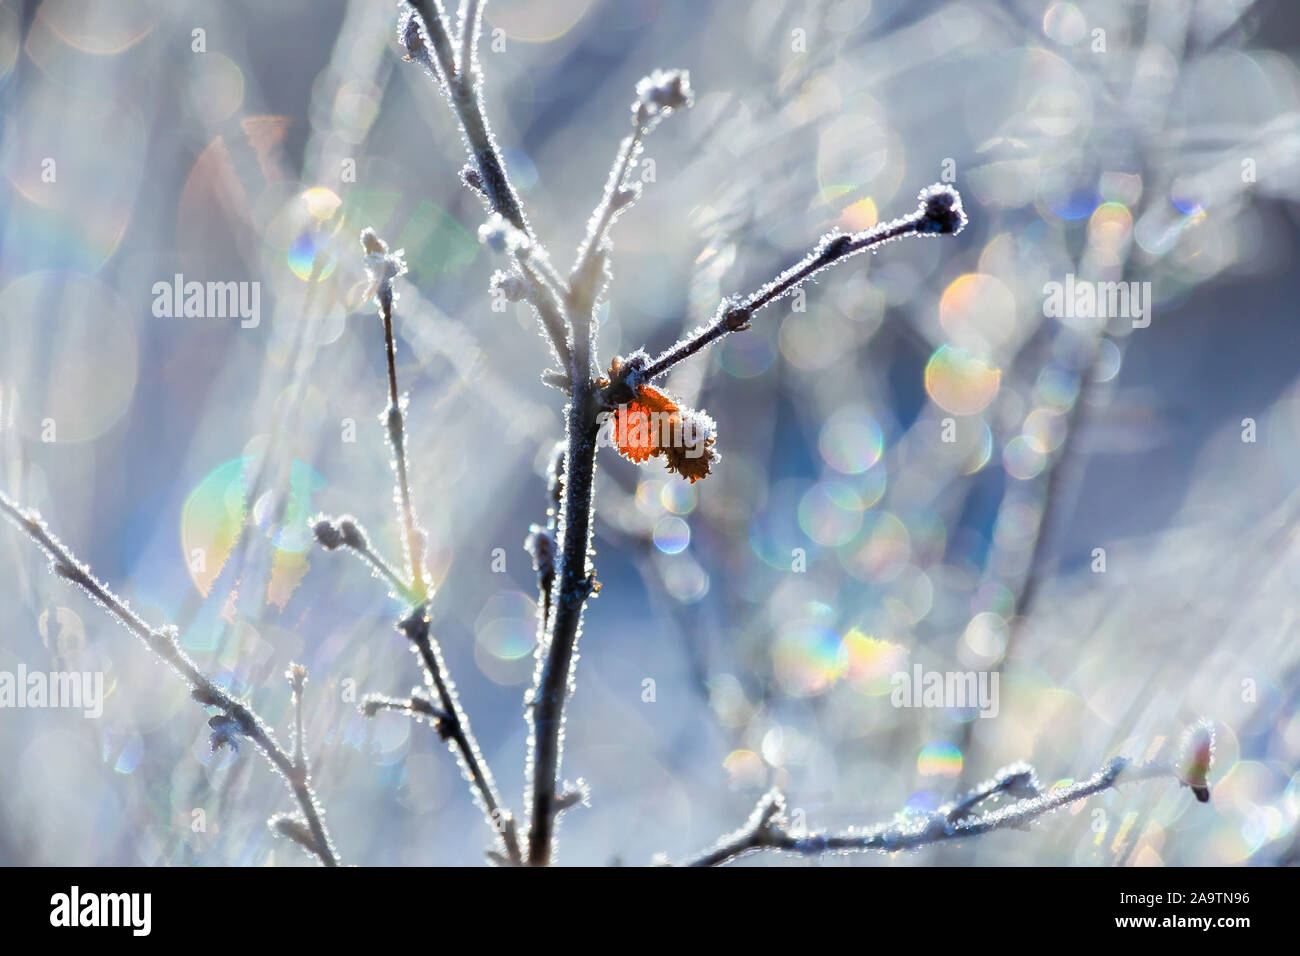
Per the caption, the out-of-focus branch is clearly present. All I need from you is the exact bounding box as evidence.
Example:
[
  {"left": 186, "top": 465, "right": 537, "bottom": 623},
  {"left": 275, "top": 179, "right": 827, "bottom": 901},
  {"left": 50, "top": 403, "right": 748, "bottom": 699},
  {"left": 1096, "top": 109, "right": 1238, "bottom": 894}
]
[
  {"left": 0, "top": 492, "right": 339, "bottom": 867},
  {"left": 456, "top": 0, "right": 484, "bottom": 80},
  {"left": 683, "top": 756, "right": 1188, "bottom": 867}
]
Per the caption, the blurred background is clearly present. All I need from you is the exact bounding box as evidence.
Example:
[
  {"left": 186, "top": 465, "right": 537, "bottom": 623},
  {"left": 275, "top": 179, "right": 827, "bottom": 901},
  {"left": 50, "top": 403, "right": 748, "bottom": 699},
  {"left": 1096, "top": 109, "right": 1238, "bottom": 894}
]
[{"left": 1, "top": 0, "right": 1298, "bottom": 866}]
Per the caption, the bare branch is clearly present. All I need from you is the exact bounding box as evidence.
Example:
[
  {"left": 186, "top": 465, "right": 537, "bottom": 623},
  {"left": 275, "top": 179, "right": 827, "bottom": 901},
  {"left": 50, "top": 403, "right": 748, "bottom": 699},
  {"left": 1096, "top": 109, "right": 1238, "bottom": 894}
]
[
  {"left": 405, "top": 0, "right": 458, "bottom": 91},
  {"left": 313, "top": 231, "right": 523, "bottom": 864},
  {"left": 401, "top": 604, "right": 523, "bottom": 864},
  {"left": 361, "top": 692, "right": 447, "bottom": 722},
  {"left": 639, "top": 184, "right": 967, "bottom": 382},
  {"left": 525, "top": 400, "right": 601, "bottom": 865},
  {"left": 362, "top": 229, "right": 429, "bottom": 602},
  {"left": 456, "top": 0, "right": 484, "bottom": 82},
  {"left": 0, "top": 491, "right": 340, "bottom": 867},
  {"left": 402, "top": 1, "right": 528, "bottom": 234},
  {"left": 683, "top": 756, "right": 1187, "bottom": 867},
  {"left": 569, "top": 70, "right": 694, "bottom": 317}
]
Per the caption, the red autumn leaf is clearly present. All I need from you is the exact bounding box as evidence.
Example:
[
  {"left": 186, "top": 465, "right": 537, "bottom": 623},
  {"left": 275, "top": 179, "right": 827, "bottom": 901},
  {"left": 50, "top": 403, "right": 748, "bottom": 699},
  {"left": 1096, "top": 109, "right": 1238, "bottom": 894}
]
[
  {"left": 612, "top": 386, "right": 679, "bottom": 462},
  {"left": 606, "top": 356, "right": 719, "bottom": 481}
]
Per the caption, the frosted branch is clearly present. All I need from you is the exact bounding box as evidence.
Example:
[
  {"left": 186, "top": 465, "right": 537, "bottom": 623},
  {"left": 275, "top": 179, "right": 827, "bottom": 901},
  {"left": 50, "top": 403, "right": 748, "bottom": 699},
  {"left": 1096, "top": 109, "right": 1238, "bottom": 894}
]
[
  {"left": 312, "top": 231, "right": 523, "bottom": 863},
  {"left": 639, "top": 184, "right": 967, "bottom": 382},
  {"left": 0, "top": 491, "right": 340, "bottom": 867},
  {"left": 362, "top": 229, "right": 429, "bottom": 602},
  {"left": 569, "top": 70, "right": 694, "bottom": 318},
  {"left": 683, "top": 756, "right": 1188, "bottom": 867},
  {"left": 401, "top": 604, "right": 523, "bottom": 864},
  {"left": 402, "top": 1, "right": 527, "bottom": 233},
  {"left": 361, "top": 692, "right": 447, "bottom": 723}
]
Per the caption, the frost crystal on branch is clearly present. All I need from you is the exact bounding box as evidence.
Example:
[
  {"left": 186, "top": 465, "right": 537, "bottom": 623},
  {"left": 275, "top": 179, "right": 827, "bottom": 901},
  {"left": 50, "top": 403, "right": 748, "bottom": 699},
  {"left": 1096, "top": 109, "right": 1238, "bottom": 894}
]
[
  {"left": 478, "top": 213, "right": 530, "bottom": 254},
  {"left": 635, "top": 68, "right": 694, "bottom": 120},
  {"left": 684, "top": 752, "right": 1203, "bottom": 866}
]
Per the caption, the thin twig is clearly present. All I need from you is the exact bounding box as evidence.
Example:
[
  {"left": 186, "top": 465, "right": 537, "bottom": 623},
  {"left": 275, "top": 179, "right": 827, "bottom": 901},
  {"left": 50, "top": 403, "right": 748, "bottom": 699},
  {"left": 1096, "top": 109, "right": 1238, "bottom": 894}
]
[
  {"left": 0, "top": 491, "right": 339, "bottom": 867},
  {"left": 639, "top": 184, "right": 966, "bottom": 382},
  {"left": 363, "top": 230, "right": 428, "bottom": 601},
  {"left": 407, "top": 0, "right": 458, "bottom": 91},
  {"left": 361, "top": 692, "right": 447, "bottom": 722},
  {"left": 316, "top": 229, "right": 522, "bottom": 864},
  {"left": 684, "top": 756, "right": 1183, "bottom": 867},
  {"left": 404, "top": 1, "right": 527, "bottom": 233},
  {"left": 456, "top": 0, "right": 484, "bottom": 81},
  {"left": 512, "top": 250, "right": 572, "bottom": 369},
  {"left": 402, "top": 604, "right": 522, "bottom": 863},
  {"left": 403, "top": 0, "right": 571, "bottom": 374}
]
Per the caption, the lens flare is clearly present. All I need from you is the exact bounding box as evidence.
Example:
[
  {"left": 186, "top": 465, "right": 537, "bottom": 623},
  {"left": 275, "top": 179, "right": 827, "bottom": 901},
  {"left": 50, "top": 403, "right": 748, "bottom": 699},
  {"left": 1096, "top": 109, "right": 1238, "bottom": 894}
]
[
  {"left": 940, "top": 273, "right": 1018, "bottom": 353},
  {"left": 843, "top": 629, "right": 908, "bottom": 695},
  {"left": 842, "top": 511, "right": 912, "bottom": 582},
  {"left": 819, "top": 406, "right": 884, "bottom": 474},
  {"left": 917, "top": 741, "right": 963, "bottom": 778},
  {"left": 180, "top": 457, "right": 325, "bottom": 604},
  {"left": 798, "top": 481, "right": 864, "bottom": 547},
  {"left": 773, "top": 624, "right": 848, "bottom": 697},
  {"left": 1003, "top": 435, "right": 1048, "bottom": 479},
  {"left": 287, "top": 187, "right": 342, "bottom": 281},
  {"left": 653, "top": 516, "right": 691, "bottom": 554},
  {"left": 925, "top": 345, "right": 1001, "bottom": 415}
]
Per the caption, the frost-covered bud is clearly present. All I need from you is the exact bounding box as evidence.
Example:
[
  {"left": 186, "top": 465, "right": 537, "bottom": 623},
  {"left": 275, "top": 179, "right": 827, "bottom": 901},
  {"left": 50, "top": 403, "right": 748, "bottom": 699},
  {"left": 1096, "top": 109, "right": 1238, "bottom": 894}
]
[
  {"left": 915, "top": 183, "right": 967, "bottom": 235},
  {"left": 208, "top": 712, "right": 243, "bottom": 754},
  {"left": 269, "top": 814, "right": 315, "bottom": 848},
  {"left": 611, "top": 184, "right": 642, "bottom": 211},
  {"left": 398, "top": 10, "right": 431, "bottom": 65},
  {"left": 460, "top": 163, "right": 486, "bottom": 196},
  {"left": 524, "top": 524, "right": 555, "bottom": 578},
  {"left": 361, "top": 227, "right": 387, "bottom": 258},
  {"left": 312, "top": 517, "right": 344, "bottom": 550},
  {"left": 635, "top": 69, "right": 694, "bottom": 119},
  {"left": 286, "top": 663, "right": 307, "bottom": 693},
  {"left": 338, "top": 516, "right": 368, "bottom": 551},
  {"left": 478, "top": 213, "right": 529, "bottom": 254},
  {"left": 490, "top": 269, "right": 529, "bottom": 302},
  {"left": 360, "top": 227, "right": 408, "bottom": 285}
]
